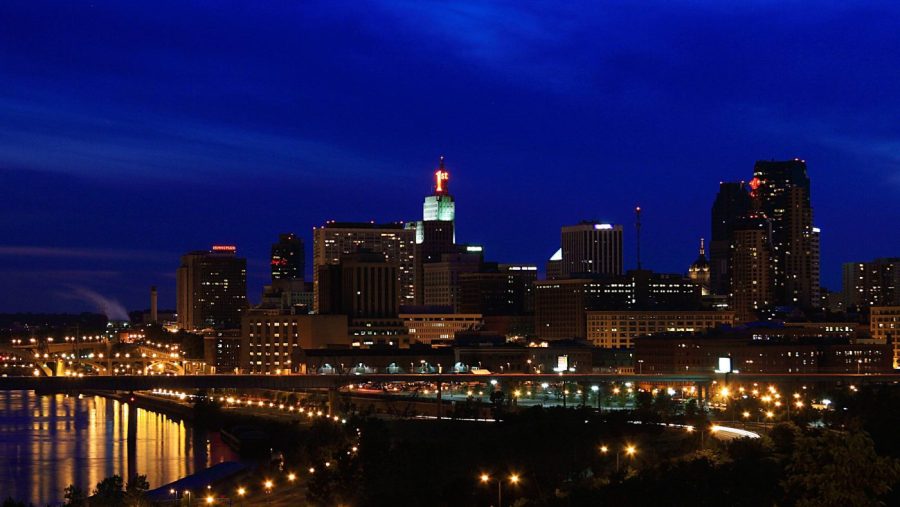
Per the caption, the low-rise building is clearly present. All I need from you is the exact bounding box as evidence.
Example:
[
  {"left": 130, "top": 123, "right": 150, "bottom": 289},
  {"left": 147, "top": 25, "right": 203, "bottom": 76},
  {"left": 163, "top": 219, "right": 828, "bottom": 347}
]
[
  {"left": 871, "top": 306, "right": 900, "bottom": 368},
  {"left": 586, "top": 310, "right": 734, "bottom": 349},
  {"left": 399, "top": 311, "right": 483, "bottom": 346},
  {"left": 240, "top": 312, "right": 349, "bottom": 374}
]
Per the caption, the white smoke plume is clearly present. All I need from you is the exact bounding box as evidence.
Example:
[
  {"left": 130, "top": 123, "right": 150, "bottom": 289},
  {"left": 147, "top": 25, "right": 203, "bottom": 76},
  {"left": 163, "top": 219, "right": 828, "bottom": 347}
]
[{"left": 68, "top": 286, "right": 131, "bottom": 321}]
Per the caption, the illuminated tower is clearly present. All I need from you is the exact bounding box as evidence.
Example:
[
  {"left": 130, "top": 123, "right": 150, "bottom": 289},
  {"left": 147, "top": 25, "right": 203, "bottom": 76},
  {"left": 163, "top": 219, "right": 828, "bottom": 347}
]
[
  {"left": 688, "top": 238, "right": 711, "bottom": 296},
  {"left": 415, "top": 156, "right": 460, "bottom": 304}
]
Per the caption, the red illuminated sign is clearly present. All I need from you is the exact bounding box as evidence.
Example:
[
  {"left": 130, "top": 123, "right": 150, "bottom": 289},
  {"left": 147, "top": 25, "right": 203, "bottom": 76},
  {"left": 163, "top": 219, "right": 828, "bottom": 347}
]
[
  {"left": 435, "top": 169, "right": 449, "bottom": 193},
  {"left": 212, "top": 245, "right": 236, "bottom": 252}
]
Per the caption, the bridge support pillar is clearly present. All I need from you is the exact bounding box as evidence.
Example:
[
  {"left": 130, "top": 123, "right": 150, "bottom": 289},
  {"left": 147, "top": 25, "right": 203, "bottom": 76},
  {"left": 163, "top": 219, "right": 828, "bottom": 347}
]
[
  {"left": 327, "top": 386, "right": 338, "bottom": 417},
  {"left": 436, "top": 381, "right": 443, "bottom": 420}
]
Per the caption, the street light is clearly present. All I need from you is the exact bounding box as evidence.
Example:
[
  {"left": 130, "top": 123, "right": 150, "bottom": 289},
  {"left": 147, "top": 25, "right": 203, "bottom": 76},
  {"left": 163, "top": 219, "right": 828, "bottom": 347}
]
[{"left": 479, "top": 472, "right": 520, "bottom": 507}]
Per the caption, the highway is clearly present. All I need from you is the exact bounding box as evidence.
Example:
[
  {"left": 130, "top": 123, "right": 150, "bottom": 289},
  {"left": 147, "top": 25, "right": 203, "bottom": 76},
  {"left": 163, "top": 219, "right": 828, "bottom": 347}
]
[{"left": 0, "top": 372, "right": 897, "bottom": 392}]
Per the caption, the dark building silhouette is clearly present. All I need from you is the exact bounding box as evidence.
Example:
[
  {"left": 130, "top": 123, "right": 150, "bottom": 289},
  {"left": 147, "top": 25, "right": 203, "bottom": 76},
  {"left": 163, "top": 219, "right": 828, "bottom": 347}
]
[
  {"left": 459, "top": 263, "right": 537, "bottom": 315},
  {"left": 710, "top": 181, "right": 751, "bottom": 296},
  {"left": 843, "top": 258, "right": 900, "bottom": 309},
  {"left": 271, "top": 233, "right": 305, "bottom": 282}
]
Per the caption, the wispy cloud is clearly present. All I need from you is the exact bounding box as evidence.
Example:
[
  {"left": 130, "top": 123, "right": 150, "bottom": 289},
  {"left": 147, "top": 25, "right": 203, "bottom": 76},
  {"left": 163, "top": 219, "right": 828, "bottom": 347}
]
[{"left": 0, "top": 246, "right": 170, "bottom": 262}]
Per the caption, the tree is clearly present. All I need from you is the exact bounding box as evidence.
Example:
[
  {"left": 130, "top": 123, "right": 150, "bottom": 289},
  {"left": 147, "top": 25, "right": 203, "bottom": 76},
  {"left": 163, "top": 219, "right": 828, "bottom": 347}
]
[
  {"left": 1, "top": 498, "right": 31, "bottom": 507},
  {"left": 784, "top": 431, "right": 900, "bottom": 507},
  {"left": 93, "top": 475, "right": 125, "bottom": 506},
  {"left": 125, "top": 475, "right": 150, "bottom": 506},
  {"left": 63, "top": 484, "right": 88, "bottom": 507}
]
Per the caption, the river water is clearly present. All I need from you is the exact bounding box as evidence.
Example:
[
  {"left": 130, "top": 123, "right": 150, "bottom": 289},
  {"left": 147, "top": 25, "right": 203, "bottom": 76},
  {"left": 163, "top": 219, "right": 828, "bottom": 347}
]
[{"left": 0, "top": 390, "right": 237, "bottom": 505}]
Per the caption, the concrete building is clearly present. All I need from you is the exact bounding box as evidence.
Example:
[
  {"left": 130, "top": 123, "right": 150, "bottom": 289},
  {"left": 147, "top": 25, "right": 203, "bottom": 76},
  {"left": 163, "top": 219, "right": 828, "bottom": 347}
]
[
  {"left": 399, "top": 312, "right": 483, "bottom": 346},
  {"left": 317, "top": 249, "right": 399, "bottom": 318},
  {"left": 176, "top": 246, "right": 247, "bottom": 331},
  {"left": 870, "top": 306, "right": 900, "bottom": 368},
  {"left": 203, "top": 330, "right": 242, "bottom": 374},
  {"left": 534, "top": 271, "right": 702, "bottom": 341},
  {"left": 458, "top": 264, "right": 537, "bottom": 316},
  {"left": 560, "top": 222, "right": 623, "bottom": 278},
  {"left": 635, "top": 327, "right": 892, "bottom": 374},
  {"left": 312, "top": 221, "right": 415, "bottom": 311},
  {"left": 240, "top": 312, "right": 349, "bottom": 374},
  {"left": 730, "top": 219, "right": 774, "bottom": 322},
  {"left": 586, "top": 310, "right": 734, "bottom": 349},
  {"left": 422, "top": 251, "right": 483, "bottom": 310}
]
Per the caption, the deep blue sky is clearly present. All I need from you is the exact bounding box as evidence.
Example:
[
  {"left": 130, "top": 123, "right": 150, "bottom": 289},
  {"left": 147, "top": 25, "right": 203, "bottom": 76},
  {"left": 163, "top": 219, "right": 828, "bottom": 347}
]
[{"left": 2, "top": 1, "right": 899, "bottom": 314}]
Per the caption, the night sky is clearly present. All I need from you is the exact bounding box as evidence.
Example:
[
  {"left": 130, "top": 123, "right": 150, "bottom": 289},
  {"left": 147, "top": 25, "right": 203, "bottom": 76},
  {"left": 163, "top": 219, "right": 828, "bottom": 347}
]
[{"left": 2, "top": 1, "right": 899, "bottom": 314}]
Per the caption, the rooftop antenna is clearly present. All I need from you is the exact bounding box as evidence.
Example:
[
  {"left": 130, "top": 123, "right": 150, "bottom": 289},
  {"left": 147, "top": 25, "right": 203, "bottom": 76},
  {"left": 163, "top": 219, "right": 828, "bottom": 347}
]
[{"left": 635, "top": 205, "right": 642, "bottom": 270}]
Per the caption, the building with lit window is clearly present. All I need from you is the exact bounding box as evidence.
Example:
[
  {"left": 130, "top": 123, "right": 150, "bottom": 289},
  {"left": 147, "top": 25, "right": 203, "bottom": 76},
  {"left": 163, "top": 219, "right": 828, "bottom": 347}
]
[
  {"left": 587, "top": 310, "right": 734, "bottom": 349},
  {"left": 399, "top": 312, "right": 483, "bottom": 346},
  {"left": 422, "top": 250, "right": 483, "bottom": 310},
  {"left": 635, "top": 326, "right": 892, "bottom": 374},
  {"left": 459, "top": 264, "right": 537, "bottom": 316},
  {"left": 176, "top": 246, "right": 247, "bottom": 331},
  {"left": 414, "top": 157, "right": 460, "bottom": 304},
  {"left": 240, "top": 312, "right": 349, "bottom": 374},
  {"left": 534, "top": 270, "right": 701, "bottom": 340},
  {"left": 203, "top": 330, "right": 242, "bottom": 374},
  {"left": 312, "top": 221, "right": 415, "bottom": 311},
  {"left": 710, "top": 181, "right": 751, "bottom": 296},
  {"left": 730, "top": 218, "right": 774, "bottom": 322},
  {"left": 870, "top": 306, "right": 900, "bottom": 368},
  {"left": 843, "top": 259, "right": 899, "bottom": 310},
  {"left": 559, "top": 222, "right": 623, "bottom": 278}
]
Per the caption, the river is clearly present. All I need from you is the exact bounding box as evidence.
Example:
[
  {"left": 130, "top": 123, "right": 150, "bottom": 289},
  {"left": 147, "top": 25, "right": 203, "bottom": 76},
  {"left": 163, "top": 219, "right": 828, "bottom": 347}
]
[{"left": 0, "top": 390, "right": 238, "bottom": 505}]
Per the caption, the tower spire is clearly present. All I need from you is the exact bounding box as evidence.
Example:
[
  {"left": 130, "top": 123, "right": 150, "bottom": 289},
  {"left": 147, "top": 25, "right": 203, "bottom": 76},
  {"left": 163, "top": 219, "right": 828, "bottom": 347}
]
[
  {"left": 699, "top": 237, "right": 705, "bottom": 257},
  {"left": 434, "top": 156, "right": 449, "bottom": 194}
]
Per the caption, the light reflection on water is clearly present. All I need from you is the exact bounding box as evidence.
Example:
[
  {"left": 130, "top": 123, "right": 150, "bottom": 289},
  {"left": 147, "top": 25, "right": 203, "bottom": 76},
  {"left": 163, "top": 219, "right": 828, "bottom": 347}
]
[{"left": 0, "top": 390, "right": 237, "bottom": 504}]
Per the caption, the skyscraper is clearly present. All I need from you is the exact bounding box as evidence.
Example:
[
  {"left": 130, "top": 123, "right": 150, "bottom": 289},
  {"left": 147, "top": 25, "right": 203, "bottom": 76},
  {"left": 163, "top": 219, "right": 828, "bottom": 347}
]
[
  {"left": 312, "top": 222, "right": 415, "bottom": 311},
  {"left": 414, "top": 157, "right": 460, "bottom": 304},
  {"left": 730, "top": 218, "right": 774, "bottom": 322},
  {"left": 559, "top": 222, "right": 623, "bottom": 278},
  {"left": 176, "top": 245, "right": 247, "bottom": 330},
  {"left": 710, "top": 181, "right": 751, "bottom": 296},
  {"left": 751, "top": 159, "right": 820, "bottom": 309},
  {"left": 271, "top": 233, "right": 305, "bottom": 282}
]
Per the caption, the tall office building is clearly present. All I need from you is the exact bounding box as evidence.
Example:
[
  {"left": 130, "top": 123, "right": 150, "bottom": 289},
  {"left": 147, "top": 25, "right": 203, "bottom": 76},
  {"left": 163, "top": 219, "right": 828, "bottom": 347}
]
[
  {"left": 414, "top": 157, "right": 459, "bottom": 304},
  {"left": 271, "top": 233, "right": 305, "bottom": 282},
  {"left": 710, "top": 182, "right": 751, "bottom": 296},
  {"left": 730, "top": 218, "right": 774, "bottom": 322},
  {"left": 843, "top": 259, "right": 900, "bottom": 309},
  {"left": 560, "top": 222, "right": 623, "bottom": 278},
  {"left": 534, "top": 270, "right": 701, "bottom": 340},
  {"left": 422, "top": 250, "right": 483, "bottom": 310},
  {"left": 317, "top": 249, "right": 400, "bottom": 318},
  {"left": 176, "top": 245, "right": 247, "bottom": 331},
  {"left": 459, "top": 263, "right": 538, "bottom": 315},
  {"left": 312, "top": 222, "right": 415, "bottom": 311},
  {"left": 751, "top": 159, "right": 820, "bottom": 309}
]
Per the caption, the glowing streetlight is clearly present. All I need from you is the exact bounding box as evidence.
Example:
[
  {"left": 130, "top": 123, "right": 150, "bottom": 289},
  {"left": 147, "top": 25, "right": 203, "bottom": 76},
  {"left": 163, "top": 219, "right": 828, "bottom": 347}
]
[
  {"left": 205, "top": 495, "right": 214, "bottom": 504},
  {"left": 478, "top": 472, "right": 520, "bottom": 507},
  {"left": 287, "top": 472, "right": 296, "bottom": 483}
]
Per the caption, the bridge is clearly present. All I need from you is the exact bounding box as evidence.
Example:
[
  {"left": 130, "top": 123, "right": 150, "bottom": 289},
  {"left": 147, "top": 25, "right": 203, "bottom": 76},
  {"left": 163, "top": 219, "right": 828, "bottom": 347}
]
[{"left": 0, "top": 372, "right": 896, "bottom": 392}]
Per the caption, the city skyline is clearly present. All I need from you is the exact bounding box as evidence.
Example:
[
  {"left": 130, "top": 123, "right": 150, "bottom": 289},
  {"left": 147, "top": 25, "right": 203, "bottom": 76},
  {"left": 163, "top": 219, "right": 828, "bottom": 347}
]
[{"left": 3, "top": 1, "right": 900, "bottom": 313}]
